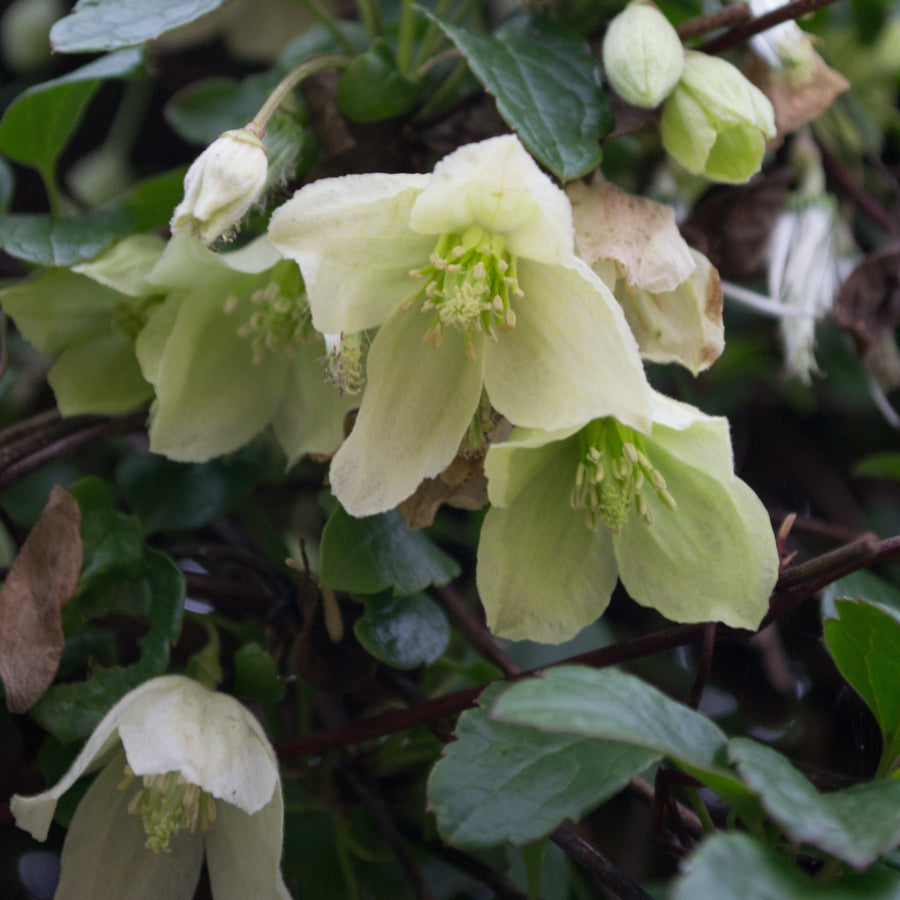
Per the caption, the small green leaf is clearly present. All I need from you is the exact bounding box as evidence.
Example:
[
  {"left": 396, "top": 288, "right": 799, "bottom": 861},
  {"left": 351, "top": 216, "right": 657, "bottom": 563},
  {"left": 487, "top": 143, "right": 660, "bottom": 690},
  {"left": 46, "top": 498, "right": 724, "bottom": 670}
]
[
  {"left": 116, "top": 167, "right": 188, "bottom": 232},
  {"left": 0, "top": 209, "right": 133, "bottom": 266},
  {"left": 165, "top": 73, "right": 280, "bottom": 146},
  {"left": 854, "top": 452, "right": 900, "bottom": 481},
  {"left": 234, "top": 642, "right": 285, "bottom": 704},
  {"left": 50, "top": 0, "right": 230, "bottom": 53},
  {"left": 319, "top": 504, "right": 461, "bottom": 596},
  {"left": 353, "top": 592, "right": 449, "bottom": 669},
  {"left": 432, "top": 13, "right": 610, "bottom": 180},
  {"left": 0, "top": 48, "right": 144, "bottom": 173},
  {"left": 671, "top": 833, "right": 900, "bottom": 900},
  {"left": 731, "top": 737, "right": 900, "bottom": 868},
  {"left": 427, "top": 684, "right": 659, "bottom": 848},
  {"left": 824, "top": 599, "right": 900, "bottom": 754},
  {"left": 336, "top": 41, "right": 420, "bottom": 123}
]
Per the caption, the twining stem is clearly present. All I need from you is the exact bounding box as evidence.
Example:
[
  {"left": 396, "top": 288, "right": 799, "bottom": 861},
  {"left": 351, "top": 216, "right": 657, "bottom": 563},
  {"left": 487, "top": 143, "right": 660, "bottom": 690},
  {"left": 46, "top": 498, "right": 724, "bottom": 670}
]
[
  {"left": 699, "top": 0, "right": 843, "bottom": 55},
  {"left": 250, "top": 54, "right": 350, "bottom": 135}
]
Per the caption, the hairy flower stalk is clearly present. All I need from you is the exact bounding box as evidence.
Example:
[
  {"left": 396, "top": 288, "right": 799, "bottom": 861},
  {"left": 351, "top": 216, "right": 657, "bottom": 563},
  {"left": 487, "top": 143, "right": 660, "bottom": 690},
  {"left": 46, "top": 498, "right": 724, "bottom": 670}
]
[
  {"left": 269, "top": 134, "right": 652, "bottom": 515},
  {"left": 477, "top": 391, "right": 778, "bottom": 643}
]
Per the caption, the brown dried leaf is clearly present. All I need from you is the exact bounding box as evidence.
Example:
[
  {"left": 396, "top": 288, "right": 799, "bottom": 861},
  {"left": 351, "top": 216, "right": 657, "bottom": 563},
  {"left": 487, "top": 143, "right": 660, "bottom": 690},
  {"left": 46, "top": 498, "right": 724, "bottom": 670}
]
[
  {"left": 0, "top": 485, "right": 82, "bottom": 713},
  {"left": 400, "top": 451, "right": 489, "bottom": 530},
  {"left": 834, "top": 243, "right": 900, "bottom": 357},
  {"left": 746, "top": 52, "right": 849, "bottom": 147}
]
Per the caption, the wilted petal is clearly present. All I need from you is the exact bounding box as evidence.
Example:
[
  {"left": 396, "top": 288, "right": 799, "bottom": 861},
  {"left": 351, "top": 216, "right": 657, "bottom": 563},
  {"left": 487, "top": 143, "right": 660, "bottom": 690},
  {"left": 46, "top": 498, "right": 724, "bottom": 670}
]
[
  {"left": 205, "top": 792, "right": 291, "bottom": 900},
  {"left": 485, "top": 258, "right": 652, "bottom": 432},
  {"left": 478, "top": 436, "right": 619, "bottom": 643},
  {"left": 568, "top": 179, "right": 695, "bottom": 294},
  {"left": 54, "top": 751, "right": 203, "bottom": 900},
  {"left": 268, "top": 173, "right": 432, "bottom": 333},
  {"left": 328, "top": 306, "right": 485, "bottom": 516},
  {"left": 117, "top": 676, "right": 278, "bottom": 815},
  {"left": 409, "top": 135, "right": 574, "bottom": 265}
]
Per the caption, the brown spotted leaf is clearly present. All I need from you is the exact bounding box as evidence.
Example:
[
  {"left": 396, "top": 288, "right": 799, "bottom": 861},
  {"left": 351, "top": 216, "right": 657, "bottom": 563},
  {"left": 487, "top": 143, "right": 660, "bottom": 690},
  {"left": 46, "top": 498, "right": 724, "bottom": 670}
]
[{"left": 0, "top": 486, "right": 83, "bottom": 712}]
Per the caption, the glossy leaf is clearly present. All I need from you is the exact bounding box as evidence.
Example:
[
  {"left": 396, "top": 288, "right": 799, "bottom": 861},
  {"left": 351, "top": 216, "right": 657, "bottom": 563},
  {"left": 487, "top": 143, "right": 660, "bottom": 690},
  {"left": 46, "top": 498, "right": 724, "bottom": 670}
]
[
  {"left": 353, "top": 592, "right": 450, "bottom": 669},
  {"left": 824, "top": 599, "right": 900, "bottom": 764},
  {"left": 731, "top": 737, "right": 900, "bottom": 868},
  {"left": 0, "top": 48, "right": 144, "bottom": 173},
  {"left": 0, "top": 209, "right": 133, "bottom": 267},
  {"left": 50, "top": 0, "right": 230, "bottom": 52},
  {"left": 432, "top": 13, "right": 610, "bottom": 180},
  {"left": 319, "top": 504, "right": 460, "bottom": 596},
  {"left": 117, "top": 167, "right": 189, "bottom": 232},
  {"left": 427, "top": 684, "right": 659, "bottom": 848},
  {"left": 336, "top": 41, "right": 420, "bottom": 123}
]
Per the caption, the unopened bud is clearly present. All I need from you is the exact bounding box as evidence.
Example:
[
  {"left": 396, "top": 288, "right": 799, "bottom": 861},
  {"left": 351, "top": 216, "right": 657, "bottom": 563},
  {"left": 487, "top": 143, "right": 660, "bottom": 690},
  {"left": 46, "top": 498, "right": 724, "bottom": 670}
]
[
  {"left": 661, "top": 52, "right": 775, "bottom": 183},
  {"left": 602, "top": 2, "right": 684, "bottom": 109},
  {"left": 170, "top": 127, "right": 268, "bottom": 245}
]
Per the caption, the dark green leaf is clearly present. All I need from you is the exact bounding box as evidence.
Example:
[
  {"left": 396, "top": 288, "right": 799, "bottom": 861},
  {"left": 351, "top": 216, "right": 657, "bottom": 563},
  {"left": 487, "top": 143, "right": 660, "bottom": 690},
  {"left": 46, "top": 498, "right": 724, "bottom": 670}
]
[
  {"left": 116, "top": 167, "right": 188, "bottom": 232},
  {"left": 165, "top": 73, "right": 280, "bottom": 146},
  {"left": 336, "top": 41, "right": 420, "bottom": 123},
  {"left": 432, "top": 13, "right": 610, "bottom": 180},
  {"left": 31, "top": 549, "right": 184, "bottom": 742},
  {"left": 671, "top": 833, "right": 900, "bottom": 900},
  {"left": 0, "top": 48, "right": 144, "bottom": 173},
  {"left": 492, "top": 666, "right": 752, "bottom": 808},
  {"left": 116, "top": 454, "right": 256, "bottom": 535},
  {"left": 824, "top": 599, "right": 900, "bottom": 755},
  {"left": 427, "top": 684, "right": 659, "bottom": 848},
  {"left": 353, "top": 592, "right": 449, "bottom": 669},
  {"left": 731, "top": 737, "right": 900, "bottom": 867},
  {"left": 822, "top": 569, "right": 900, "bottom": 619},
  {"left": 319, "top": 505, "right": 460, "bottom": 595},
  {"left": 50, "top": 0, "right": 230, "bottom": 53},
  {"left": 234, "top": 641, "right": 285, "bottom": 703},
  {"left": 0, "top": 209, "right": 133, "bottom": 267},
  {"left": 0, "top": 157, "right": 14, "bottom": 214}
]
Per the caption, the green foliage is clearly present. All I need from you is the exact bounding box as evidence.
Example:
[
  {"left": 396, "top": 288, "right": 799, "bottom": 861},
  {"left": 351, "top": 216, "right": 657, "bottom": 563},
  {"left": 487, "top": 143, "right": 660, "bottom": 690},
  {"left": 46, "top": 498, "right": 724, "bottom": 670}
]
[
  {"left": 319, "top": 504, "right": 460, "bottom": 595},
  {"left": 337, "top": 40, "right": 421, "bottom": 122},
  {"left": 428, "top": 683, "right": 659, "bottom": 848},
  {"left": 353, "top": 591, "right": 450, "bottom": 669},
  {"left": 433, "top": 12, "right": 610, "bottom": 180}
]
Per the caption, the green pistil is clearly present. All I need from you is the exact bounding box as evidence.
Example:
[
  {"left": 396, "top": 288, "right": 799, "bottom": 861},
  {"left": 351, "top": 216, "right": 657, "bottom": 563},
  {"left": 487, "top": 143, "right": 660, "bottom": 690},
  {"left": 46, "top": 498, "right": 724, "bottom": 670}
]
[
  {"left": 228, "top": 283, "right": 311, "bottom": 363},
  {"left": 120, "top": 765, "right": 217, "bottom": 854},
  {"left": 570, "top": 419, "right": 676, "bottom": 533},
  {"left": 406, "top": 225, "right": 521, "bottom": 360}
]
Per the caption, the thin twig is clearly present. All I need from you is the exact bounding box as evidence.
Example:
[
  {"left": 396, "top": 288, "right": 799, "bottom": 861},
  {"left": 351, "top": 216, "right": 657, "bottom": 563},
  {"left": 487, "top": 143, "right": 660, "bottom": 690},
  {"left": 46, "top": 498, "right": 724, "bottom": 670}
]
[
  {"left": 820, "top": 145, "right": 896, "bottom": 234},
  {"left": 552, "top": 827, "right": 655, "bottom": 900},
  {"left": 700, "top": 0, "right": 844, "bottom": 55},
  {"left": 688, "top": 623, "right": 717, "bottom": 710},
  {"left": 676, "top": 4, "right": 750, "bottom": 42}
]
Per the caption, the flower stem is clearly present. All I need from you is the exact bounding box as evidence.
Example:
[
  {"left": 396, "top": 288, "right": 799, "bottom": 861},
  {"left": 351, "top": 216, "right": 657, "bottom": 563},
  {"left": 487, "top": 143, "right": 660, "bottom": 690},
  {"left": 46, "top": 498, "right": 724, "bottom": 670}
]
[
  {"left": 354, "top": 0, "right": 383, "bottom": 38},
  {"left": 396, "top": 0, "right": 416, "bottom": 75},
  {"left": 298, "top": 0, "right": 356, "bottom": 53},
  {"left": 250, "top": 54, "right": 350, "bottom": 135}
]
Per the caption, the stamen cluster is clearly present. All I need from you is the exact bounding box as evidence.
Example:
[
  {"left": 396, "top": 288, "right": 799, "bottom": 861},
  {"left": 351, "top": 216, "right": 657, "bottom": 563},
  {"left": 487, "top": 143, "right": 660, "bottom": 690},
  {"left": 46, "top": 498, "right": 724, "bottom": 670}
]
[
  {"left": 408, "top": 225, "right": 521, "bottom": 360},
  {"left": 228, "top": 282, "right": 310, "bottom": 364},
  {"left": 571, "top": 419, "right": 677, "bottom": 532}
]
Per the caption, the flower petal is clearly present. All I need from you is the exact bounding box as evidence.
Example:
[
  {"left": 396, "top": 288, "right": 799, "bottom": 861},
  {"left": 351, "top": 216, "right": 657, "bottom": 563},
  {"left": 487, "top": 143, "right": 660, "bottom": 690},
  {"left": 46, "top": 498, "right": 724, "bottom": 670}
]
[
  {"left": 117, "top": 676, "right": 278, "bottom": 815},
  {"left": 204, "top": 791, "right": 291, "bottom": 900},
  {"left": 53, "top": 750, "right": 204, "bottom": 900},
  {"left": 143, "top": 282, "right": 289, "bottom": 462},
  {"left": 11, "top": 677, "right": 180, "bottom": 841},
  {"left": 477, "top": 437, "right": 619, "bottom": 643},
  {"left": 484, "top": 258, "right": 652, "bottom": 432},
  {"left": 328, "top": 306, "right": 485, "bottom": 516},
  {"left": 48, "top": 330, "right": 153, "bottom": 416},
  {"left": 267, "top": 173, "right": 432, "bottom": 333},
  {"left": 271, "top": 342, "right": 357, "bottom": 466},
  {"left": 73, "top": 234, "right": 167, "bottom": 297},
  {"left": 409, "top": 135, "right": 574, "bottom": 265},
  {"left": 614, "top": 439, "right": 777, "bottom": 630}
]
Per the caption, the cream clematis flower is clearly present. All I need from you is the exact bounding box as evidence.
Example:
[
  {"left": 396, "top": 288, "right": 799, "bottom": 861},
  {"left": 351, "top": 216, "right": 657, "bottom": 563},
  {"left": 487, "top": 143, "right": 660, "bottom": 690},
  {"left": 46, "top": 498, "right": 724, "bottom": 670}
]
[
  {"left": 11, "top": 675, "right": 289, "bottom": 900},
  {"left": 477, "top": 390, "right": 778, "bottom": 644},
  {"left": 268, "top": 135, "right": 652, "bottom": 516}
]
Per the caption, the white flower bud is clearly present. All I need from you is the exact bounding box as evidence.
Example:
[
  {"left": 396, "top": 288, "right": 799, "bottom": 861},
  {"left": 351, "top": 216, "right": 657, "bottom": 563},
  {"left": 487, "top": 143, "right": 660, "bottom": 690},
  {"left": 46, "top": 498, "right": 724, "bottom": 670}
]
[
  {"left": 170, "top": 127, "right": 268, "bottom": 245},
  {"left": 602, "top": 1, "right": 684, "bottom": 109}
]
